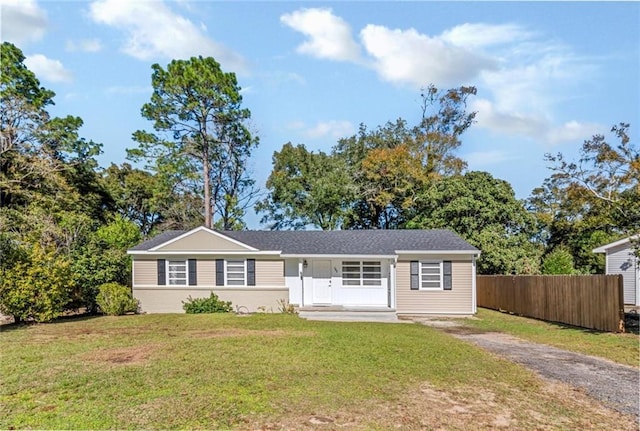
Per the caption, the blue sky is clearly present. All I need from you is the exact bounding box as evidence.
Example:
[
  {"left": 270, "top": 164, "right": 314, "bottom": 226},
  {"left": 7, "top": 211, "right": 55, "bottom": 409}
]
[{"left": 2, "top": 1, "right": 639, "bottom": 228}]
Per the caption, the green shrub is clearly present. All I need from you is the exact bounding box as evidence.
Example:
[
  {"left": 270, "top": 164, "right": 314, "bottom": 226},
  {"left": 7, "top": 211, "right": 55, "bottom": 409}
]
[
  {"left": 182, "top": 293, "right": 232, "bottom": 314},
  {"left": 0, "top": 244, "right": 75, "bottom": 323},
  {"left": 96, "top": 283, "right": 138, "bottom": 316},
  {"left": 541, "top": 246, "right": 577, "bottom": 275}
]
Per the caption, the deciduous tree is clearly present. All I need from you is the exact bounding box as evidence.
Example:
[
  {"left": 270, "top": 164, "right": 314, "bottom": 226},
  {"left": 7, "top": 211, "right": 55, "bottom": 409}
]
[
  {"left": 257, "top": 143, "right": 355, "bottom": 230},
  {"left": 407, "top": 171, "right": 541, "bottom": 274}
]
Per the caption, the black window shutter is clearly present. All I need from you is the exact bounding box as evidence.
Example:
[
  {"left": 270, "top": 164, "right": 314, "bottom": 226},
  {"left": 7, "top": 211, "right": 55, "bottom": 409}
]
[
  {"left": 443, "top": 261, "right": 452, "bottom": 290},
  {"left": 216, "top": 259, "right": 224, "bottom": 286},
  {"left": 410, "top": 261, "right": 419, "bottom": 290},
  {"left": 188, "top": 259, "right": 197, "bottom": 286},
  {"left": 247, "top": 259, "right": 256, "bottom": 286},
  {"left": 157, "top": 259, "right": 166, "bottom": 285}
]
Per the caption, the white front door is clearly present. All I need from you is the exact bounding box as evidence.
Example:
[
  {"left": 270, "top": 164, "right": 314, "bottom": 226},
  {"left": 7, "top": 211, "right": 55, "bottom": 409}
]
[{"left": 312, "top": 260, "right": 332, "bottom": 304}]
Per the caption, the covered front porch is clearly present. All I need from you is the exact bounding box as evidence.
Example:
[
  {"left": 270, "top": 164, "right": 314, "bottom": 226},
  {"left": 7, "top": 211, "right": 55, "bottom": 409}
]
[{"left": 285, "top": 257, "right": 397, "bottom": 309}]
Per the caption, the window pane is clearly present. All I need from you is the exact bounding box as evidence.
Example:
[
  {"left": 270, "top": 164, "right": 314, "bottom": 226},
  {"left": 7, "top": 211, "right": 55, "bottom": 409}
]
[
  {"left": 342, "top": 261, "right": 382, "bottom": 287},
  {"left": 421, "top": 262, "right": 441, "bottom": 289},
  {"left": 226, "top": 259, "right": 245, "bottom": 285},
  {"left": 167, "top": 260, "right": 187, "bottom": 286}
]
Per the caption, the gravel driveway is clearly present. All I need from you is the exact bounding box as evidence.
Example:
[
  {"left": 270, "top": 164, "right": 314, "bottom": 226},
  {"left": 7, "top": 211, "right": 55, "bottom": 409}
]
[{"left": 444, "top": 328, "right": 639, "bottom": 418}]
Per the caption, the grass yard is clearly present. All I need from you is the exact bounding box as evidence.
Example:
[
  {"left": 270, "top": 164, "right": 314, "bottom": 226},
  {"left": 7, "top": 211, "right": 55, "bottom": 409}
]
[
  {"left": 458, "top": 308, "right": 640, "bottom": 368},
  {"left": 1, "top": 314, "right": 636, "bottom": 430}
]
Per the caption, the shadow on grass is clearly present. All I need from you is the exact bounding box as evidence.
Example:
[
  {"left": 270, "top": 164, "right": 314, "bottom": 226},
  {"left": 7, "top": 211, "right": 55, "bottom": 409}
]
[
  {"left": 480, "top": 308, "right": 638, "bottom": 336},
  {"left": 0, "top": 312, "right": 104, "bottom": 333}
]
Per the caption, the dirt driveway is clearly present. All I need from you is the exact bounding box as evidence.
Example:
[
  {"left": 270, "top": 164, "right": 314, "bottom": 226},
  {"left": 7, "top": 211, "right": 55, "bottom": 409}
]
[{"left": 419, "top": 320, "right": 640, "bottom": 419}]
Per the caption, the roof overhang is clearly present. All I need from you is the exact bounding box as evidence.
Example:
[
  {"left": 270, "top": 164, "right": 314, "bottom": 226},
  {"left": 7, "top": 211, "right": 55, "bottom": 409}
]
[
  {"left": 395, "top": 250, "right": 481, "bottom": 256},
  {"left": 128, "top": 250, "right": 282, "bottom": 256},
  {"left": 280, "top": 254, "right": 397, "bottom": 259},
  {"left": 593, "top": 235, "right": 638, "bottom": 253}
]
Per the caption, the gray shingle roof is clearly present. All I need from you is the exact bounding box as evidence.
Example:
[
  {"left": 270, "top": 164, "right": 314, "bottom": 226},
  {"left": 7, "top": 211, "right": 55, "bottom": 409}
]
[{"left": 130, "top": 228, "right": 479, "bottom": 255}]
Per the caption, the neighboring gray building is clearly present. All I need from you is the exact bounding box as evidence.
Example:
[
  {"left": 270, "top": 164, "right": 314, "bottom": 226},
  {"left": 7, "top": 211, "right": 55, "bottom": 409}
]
[
  {"left": 593, "top": 236, "right": 640, "bottom": 305},
  {"left": 128, "top": 226, "right": 480, "bottom": 315}
]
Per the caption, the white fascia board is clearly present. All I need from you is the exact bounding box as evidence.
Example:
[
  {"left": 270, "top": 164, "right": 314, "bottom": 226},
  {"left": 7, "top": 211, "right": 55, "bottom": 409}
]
[
  {"left": 280, "top": 254, "right": 397, "bottom": 259},
  {"left": 148, "top": 226, "right": 258, "bottom": 251},
  {"left": 593, "top": 234, "right": 639, "bottom": 253},
  {"left": 395, "top": 250, "right": 481, "bottom": 256},
  {"left": 127, "top": 250, "right": 281, "bottom": 256}
]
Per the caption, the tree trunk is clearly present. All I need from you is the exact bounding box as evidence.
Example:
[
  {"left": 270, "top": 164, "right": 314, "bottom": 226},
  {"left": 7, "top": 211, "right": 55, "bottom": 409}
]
[{"left": 203, "top": 148, "right": 212, "bottom": 229}]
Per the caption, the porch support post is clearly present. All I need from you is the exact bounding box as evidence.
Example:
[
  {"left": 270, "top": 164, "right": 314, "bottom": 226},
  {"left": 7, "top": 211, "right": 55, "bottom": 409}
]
[
  {"left": 299, "top": 259, "right": 305, "bottom": 306},
  {"left": 390, "top": 258, "right": 397, "bottom": 309}
]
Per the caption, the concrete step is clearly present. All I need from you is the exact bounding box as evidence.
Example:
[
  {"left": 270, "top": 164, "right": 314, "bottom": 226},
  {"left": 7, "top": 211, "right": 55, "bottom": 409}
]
[{"left": 298, "top": 310, "right": 402, "bottom": 323}]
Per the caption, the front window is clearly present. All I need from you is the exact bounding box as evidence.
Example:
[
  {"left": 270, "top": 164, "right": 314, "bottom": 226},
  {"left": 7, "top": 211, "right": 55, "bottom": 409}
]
[
  {"left": 420, "top": 261, "right": 442, "bottom": 290},
  {"left": 342, "top": 261, "right": 382, "bottom": 287},
  {"left": 168, "top": 260, "right": 187, "bottom": 285},
  {"left": 226, "top": 259, "right": 246, "bottom": 286}
]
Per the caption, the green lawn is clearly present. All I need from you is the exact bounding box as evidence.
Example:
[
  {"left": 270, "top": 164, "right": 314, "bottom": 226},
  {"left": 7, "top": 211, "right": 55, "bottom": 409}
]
[
  {"left": 0, "top": 314, "right": 635, "bottom": 430},
  {"left": 459, "top": 308, "right": 640, "bottom": 368}
]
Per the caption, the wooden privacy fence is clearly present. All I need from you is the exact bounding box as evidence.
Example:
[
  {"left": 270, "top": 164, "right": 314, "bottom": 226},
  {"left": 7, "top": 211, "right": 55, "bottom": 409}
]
[{"left": 477, "top": 275, "right": 625, "bottom": 332}]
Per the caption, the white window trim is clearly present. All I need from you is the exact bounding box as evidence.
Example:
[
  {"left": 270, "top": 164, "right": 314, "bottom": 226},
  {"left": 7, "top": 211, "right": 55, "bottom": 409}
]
[
  {"left": 419, "top": 260, "right": 443, "bottom": 291},
  {"left": 167, "top": 259, "right": 188, "bottom": 286},
  {"left": 225, "top": 259, "right": 247, "bottom": 287},
  {"left": 341, "top": 260, "right": 382, "bottom": 288}
]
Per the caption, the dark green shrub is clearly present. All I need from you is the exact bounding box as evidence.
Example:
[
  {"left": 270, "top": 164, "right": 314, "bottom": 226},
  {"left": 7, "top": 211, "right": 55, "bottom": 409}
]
[
  {"left": 96, "top": 283, "right": 138, "bottom": 316},
  {"left": 0, "top": 244, "right": 75, "bottom": 323},
  {"left": 182, "top": 293, "right": 232, "bottom": 314}
]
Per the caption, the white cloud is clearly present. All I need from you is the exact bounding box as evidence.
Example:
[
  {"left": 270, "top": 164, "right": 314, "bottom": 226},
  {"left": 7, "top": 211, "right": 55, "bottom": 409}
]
[
  {"left": 440, "top": 23, "right": 532, "bottom": 49},
  {"left": 66, "top": 38, "right": 103, "bottom": 53},
  {"left": 546, "top": 121, "right": 602, "bottom": 145},
  {"left": 0, "top": 0, "right": 47, "bottom": 44},
  {"left": 281, "top": 9, "right": 600, "bottom": 145},
  {"left": 280, "top": 8, "right": 361, "bottom": 62},
  {"left": 89, "top": 0, "right": 248, "bottom": 74},
  {"left": 360, "top": 25, "right": 495, "bottom": 88},
  {"left": 305, "top": 120, "right": 354, "bottom": 139},
  {"left": 24, "top": 54, "right": 73, "bottom": 83},
  {"left": 473, "top": 98, "right": 602, "bottom": 145},
  {"left": 465, "top": 150, "right": 518, "bottom": 167}
]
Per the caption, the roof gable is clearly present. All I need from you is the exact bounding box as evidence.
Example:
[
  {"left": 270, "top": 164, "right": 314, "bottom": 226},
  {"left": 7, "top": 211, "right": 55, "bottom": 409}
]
[
  {"left": 150, "top": 227, "right": 257, "bottom": 252},
  {"left": 593, "top": 235, "right": 639, "bottom": 253}
]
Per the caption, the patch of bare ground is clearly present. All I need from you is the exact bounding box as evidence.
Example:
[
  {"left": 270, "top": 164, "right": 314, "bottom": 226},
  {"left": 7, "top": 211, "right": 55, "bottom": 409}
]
[
  {"left": 244, "top": 382, "right": 637, "bottom": 430},
  {"left": 80, "top": 344, "right": 161, "bottom": 366}
]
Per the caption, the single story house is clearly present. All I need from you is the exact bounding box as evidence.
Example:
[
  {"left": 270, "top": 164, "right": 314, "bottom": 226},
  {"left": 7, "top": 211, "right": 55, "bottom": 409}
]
[
  {"left": 593, "top": 236, "right": 639, "bottom": 305},
  {"left": 128, "top": 226, "right": 480, "bottom": 316}
]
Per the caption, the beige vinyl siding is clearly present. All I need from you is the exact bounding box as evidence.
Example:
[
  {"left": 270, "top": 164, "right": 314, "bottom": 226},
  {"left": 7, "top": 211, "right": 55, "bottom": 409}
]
[
  {"left": 134, "top": 288, "right": 288, "bottom": 313},
  {"left": 155, "top": 229, "right": 250, "bottom": 251},
  {"left": 133, "top": 259, "right": 156, "bottom": 286},
  {"left": 396, "top": 260, "right": 473, "bottom": 314},
  {"left": 197, "top": 259, "right": 216, "bottom": 286},
  {"left": 256, "top": 260, "right": 285, "bottom": 286}
]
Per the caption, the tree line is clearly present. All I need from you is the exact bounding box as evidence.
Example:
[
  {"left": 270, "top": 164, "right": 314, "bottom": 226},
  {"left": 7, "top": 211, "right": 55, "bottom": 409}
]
[{"left": 1, "top": 42, "right": 638, "bottom": 321}]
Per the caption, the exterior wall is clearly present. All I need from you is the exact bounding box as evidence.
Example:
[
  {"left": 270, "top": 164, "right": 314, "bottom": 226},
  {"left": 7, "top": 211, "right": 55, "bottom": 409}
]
[
  {"left": 133, "top": 259, "right": 157, "bottom": 285},
  {"left": 155, "top": 229, "right": 250, "bottom": 252},
  {"left": 132, "top": 256, "right": 287, "bottom": 313},
  {"left": 395, "top": 258, "right": 474, "bottom": 314},
  {"left": 606, "top": 244, "right": 638, "bottom": 305},
  {"left": 197, "top": 259, "right": 216, "bottom": 286},
  {"left": 133, "top": 287, "right": 288, "bottom": 313},
  {"left": 255, "top": 259, "right": 285, "bottom": 286}
]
